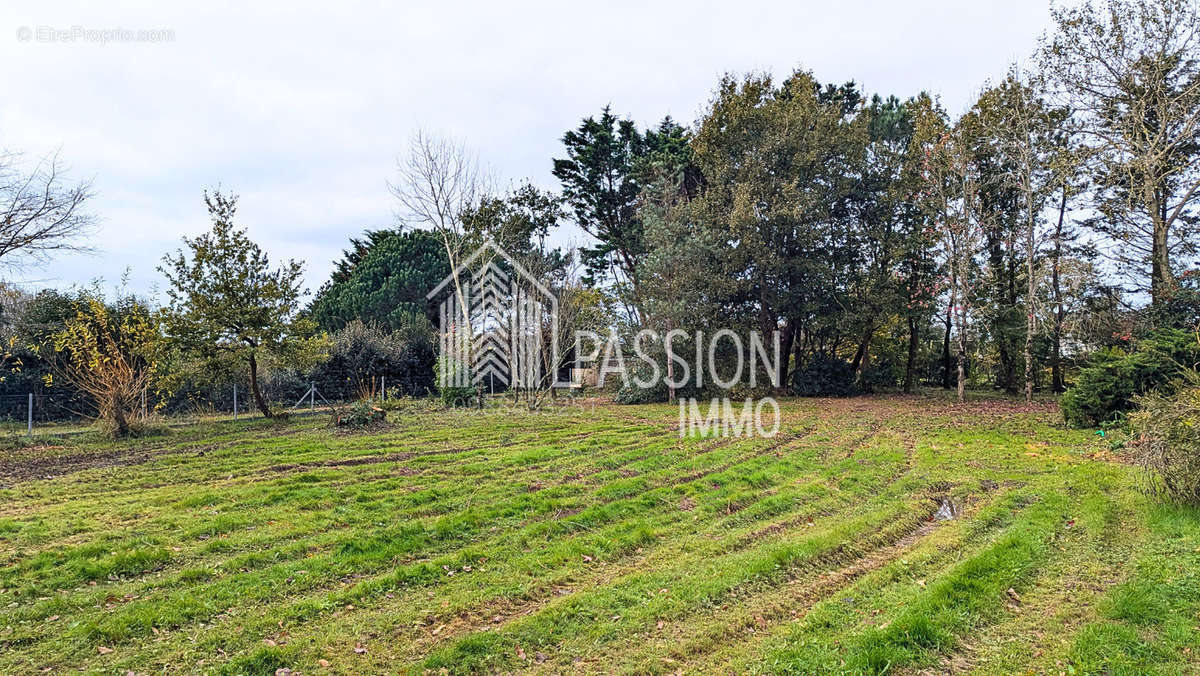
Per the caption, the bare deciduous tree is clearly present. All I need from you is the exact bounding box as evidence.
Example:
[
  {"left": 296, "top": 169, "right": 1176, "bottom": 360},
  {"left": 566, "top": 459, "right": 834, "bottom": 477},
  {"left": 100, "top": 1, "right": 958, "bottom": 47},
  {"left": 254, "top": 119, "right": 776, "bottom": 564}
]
[
  {"left": 921, "top": 127, "right": 983, "bottom": 403},
  {"left": 0, "top": 149, "right": 95, "bottom": 267},
  {"left": 1040, "top": 0, "right": 1200, "bottom": 305},
  {"left": 973, "top": 69, "right": 1070, "bottom": 400},
  {"left": 389, "top": 131, "right": 490, "bottom": 333}
]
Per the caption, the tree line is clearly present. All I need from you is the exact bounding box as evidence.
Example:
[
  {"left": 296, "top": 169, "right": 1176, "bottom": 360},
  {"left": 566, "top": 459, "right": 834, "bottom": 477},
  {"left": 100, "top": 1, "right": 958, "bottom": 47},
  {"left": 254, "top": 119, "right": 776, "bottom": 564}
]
[
  {"left": 0, "top": 0, "right": 1197, "bottom": 436},
  {"left": 551, "top": 0, "right": 1200, "bottom": 405}
]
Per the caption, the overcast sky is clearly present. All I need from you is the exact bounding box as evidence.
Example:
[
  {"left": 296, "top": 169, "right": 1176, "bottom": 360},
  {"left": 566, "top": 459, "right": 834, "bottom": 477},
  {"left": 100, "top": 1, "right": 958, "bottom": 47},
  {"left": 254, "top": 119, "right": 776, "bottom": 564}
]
[{"left": 1, "top": 1, "right": 1056, "bottom": 300}]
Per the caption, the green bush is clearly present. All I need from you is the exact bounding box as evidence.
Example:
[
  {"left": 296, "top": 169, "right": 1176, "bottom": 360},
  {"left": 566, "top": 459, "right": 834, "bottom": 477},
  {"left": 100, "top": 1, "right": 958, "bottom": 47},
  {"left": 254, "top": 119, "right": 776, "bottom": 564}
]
[
  {"left": 791, "top": 356, "right": 858, "bottom": 397},
  {"left": 334, "top": 399, "right": 386, "bottom": 428},
  {"left": 1062, "top": 329, "right": 1200, "bottom": 427},
  {"left": 1140, "top": 273, "right": 1200, "bottom": 331},
  {"left": 1130, "top": 372, "right": 1200, "bottom": 505},
  {"left": 859, "top": 360, "right": 899, "bottom": 393},
  {"left": 435, "top": 355, "right": 477, "bottom": 407},
  {"left": 613, "top": 379, "right": 668, "bottom": 405},
  {"left": 310, "top": 318, "right": 436, "bottom": 400},
  {"left": 612, "top": 352, "right": 707, "bottom": 404},
  {"left": 612, "top": 357, "right": 667, "bottom": 404}
]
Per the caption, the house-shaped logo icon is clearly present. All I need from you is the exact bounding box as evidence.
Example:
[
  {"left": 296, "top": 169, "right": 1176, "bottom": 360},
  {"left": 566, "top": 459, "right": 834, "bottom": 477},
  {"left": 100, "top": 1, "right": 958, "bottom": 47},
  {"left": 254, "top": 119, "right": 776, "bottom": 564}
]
[{"left": 426, "top": 239, "right": 560, "bottom": 391}]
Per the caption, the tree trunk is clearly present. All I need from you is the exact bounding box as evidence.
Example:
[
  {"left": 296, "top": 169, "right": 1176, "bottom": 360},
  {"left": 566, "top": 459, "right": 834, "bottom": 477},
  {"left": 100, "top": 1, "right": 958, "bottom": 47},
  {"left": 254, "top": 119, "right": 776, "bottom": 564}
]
[
  {"left": 620, "top": 249, "right": 645, "bottom": 326},
  {"left": 1024, "top": 301, "right": 1035, "bottom": 398},
  {"left": 997, "top": 344, "right": 1014, "bottom": 394},
  {"left": 849, "top": 318, "right": 876, "bottom": 375},
  {"left": 1024, "top": 171, "right": 1036, "bottom": 403},
  {"left": 665, "top": 317, "right": 675, "bottom": 403},
  {"left": 953, "top": 294, "right": 966, "bottom": 404},
  {"left": 110, "top": 392, "right": 130, "bottom": 438},
  {"left": 440, "top": 237, "right": 473, "bottom": 367},
  {"left": 793, "top": 325, "right": 806, "bottom": 382},
  {"left": 904, "top": 315, "right": 918, "bottom": 394},
  {"left": 1051, "top": 186, "right": 1066, "bottom": 393},
  {"left": 777, "top": 321, "right": 796, "bottom": 392},
  {"left": 248, "top": 353, "right": 273, "bottom": 418},
  {"left": 1149, "top": 186, "right": 1173, "bottom": 305},
  {"left": 956, "top": 337, "right": 966, "bottom": 403},
  {"left": 941, "top": 302, "right": 953, "bottom": 389}
]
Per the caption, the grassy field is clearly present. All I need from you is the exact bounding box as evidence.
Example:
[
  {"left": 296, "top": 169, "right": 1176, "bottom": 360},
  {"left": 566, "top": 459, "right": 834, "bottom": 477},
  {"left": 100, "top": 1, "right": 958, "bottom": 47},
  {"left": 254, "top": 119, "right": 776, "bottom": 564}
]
[{"left": 0, "top": 394, "right": 1198, "bottom": 674}]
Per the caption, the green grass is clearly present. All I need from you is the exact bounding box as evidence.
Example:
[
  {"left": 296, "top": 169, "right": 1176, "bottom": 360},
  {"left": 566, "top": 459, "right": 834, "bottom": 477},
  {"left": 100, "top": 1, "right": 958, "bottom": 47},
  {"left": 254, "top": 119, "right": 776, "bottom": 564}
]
[{"left": 0, "top": 394, "right": 1196, "bottom": 674}]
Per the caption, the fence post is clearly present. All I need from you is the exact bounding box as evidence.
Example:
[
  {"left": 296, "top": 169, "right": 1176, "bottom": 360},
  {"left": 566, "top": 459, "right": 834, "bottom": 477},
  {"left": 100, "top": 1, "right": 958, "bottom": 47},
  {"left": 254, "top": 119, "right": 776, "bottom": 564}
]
[
  {"left": 27, "top": 392, "right": 33, "bottom": 437},
  {"left": 233, "top": 384, "right": 238, "bottom": 420},
  {"left": 381, "top": 376, "right": 386, "bottom": 402},
  {"left": 310, "top": 383, "right": 315, "bottom": 411},
  {"left": 141, "top": 389, "right": 148, "bottom": 419}
]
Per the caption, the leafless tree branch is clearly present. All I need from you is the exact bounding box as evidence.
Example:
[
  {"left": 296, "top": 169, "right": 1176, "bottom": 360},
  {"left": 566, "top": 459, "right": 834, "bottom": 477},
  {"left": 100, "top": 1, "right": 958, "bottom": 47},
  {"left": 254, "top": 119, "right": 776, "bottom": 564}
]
[{"left": 0, "top": 149, "right": 96, "bottom": 268}]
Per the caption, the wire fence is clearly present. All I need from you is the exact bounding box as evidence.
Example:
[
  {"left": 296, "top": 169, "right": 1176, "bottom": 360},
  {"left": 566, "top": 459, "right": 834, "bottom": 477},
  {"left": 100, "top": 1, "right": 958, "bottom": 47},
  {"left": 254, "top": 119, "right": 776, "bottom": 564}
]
[{"left": 0, "top": 370, "right": 431, "bottom": 438}]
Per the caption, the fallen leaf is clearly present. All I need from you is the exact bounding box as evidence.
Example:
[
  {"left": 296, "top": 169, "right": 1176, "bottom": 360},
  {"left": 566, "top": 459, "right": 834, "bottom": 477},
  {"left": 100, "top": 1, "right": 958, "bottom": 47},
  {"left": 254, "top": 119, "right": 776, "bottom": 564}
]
[
  {"left": 516, "top": 644, "right": 527, "bottom": 661},
  {"left": 97, "top": 646, "right": 113, "bottom": 654},
  {"left": 318, "top": 659, "right": 331, "bottom": 668},
  {"left": 353, "top": 643, "right": 367, "bottom": 654}
]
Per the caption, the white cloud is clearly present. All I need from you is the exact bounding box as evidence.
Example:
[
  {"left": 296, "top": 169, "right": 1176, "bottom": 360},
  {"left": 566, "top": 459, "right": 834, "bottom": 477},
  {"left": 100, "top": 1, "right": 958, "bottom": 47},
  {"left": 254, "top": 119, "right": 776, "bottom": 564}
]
[{"left": 0, "top": 0, "right": 1052, "bottom": 296}]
